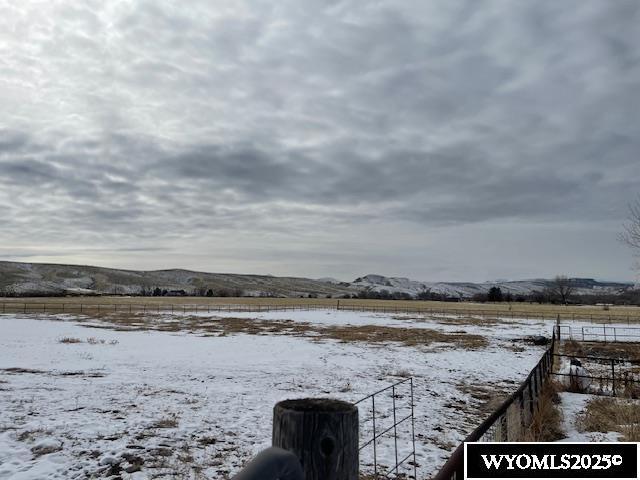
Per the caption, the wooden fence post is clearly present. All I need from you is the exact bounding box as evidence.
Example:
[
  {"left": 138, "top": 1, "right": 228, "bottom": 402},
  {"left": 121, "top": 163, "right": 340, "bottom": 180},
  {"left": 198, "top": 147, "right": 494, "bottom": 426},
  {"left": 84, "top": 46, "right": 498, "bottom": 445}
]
[{"left": 272, "top": 398, "right": 358, "bottom": 480}]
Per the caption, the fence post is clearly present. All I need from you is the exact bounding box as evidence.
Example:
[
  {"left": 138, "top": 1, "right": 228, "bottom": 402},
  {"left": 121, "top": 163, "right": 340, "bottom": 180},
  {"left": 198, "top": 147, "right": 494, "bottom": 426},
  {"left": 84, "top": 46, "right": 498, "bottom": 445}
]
[
  {"left": 392, "top": 385, "right": 399, "bottom": 474},
  {"left": 537, "top": 363, "right": 543, "bottom": 395},
  {"left": 519, "top": 391, "right": 526, "bottom": 433},
  {"left": 611, "top": 360, "right": 616, "bottom": 396},
  {"left": 410, "top": 377, "right": 417, "bottom": 480},
  {"left": 528, "top": 379, "right": 534, "bottom": 420},
  {"left": 272, "top": 399, "right": 358, "bottom": 480}
]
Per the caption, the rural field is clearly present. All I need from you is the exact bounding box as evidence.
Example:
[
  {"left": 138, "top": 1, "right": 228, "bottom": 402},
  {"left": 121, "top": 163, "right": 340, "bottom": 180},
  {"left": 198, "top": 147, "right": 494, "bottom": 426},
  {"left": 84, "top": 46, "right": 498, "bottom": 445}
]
[
  {"left": 2, "top": 0, "right": 638, "bottom": 478},
  {"left": 1, "top": 306, "right": 636, "bottom": 479},
  {"left": 2, "top": 297, "right": 640, "bottom": 322}
]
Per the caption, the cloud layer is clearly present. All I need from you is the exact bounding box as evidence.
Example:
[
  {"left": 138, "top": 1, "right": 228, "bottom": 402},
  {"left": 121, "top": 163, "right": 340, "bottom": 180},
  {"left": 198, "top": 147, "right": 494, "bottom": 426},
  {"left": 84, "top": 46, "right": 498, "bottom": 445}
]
[{"left": 1, "top": 0, "right": 639, "bottom": 281}]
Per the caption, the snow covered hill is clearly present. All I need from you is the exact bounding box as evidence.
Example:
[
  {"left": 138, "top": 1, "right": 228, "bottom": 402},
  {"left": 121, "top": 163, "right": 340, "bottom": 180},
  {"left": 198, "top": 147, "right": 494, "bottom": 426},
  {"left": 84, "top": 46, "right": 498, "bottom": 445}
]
[
  {"left": 0, "top": 261, "right": 634, "bottom": 298},
  {"left": 0, "top": 261, "right": 356, "bottom": 297},
  {"left": 350, "top": 274, "right": 634, "bottom": 299}
]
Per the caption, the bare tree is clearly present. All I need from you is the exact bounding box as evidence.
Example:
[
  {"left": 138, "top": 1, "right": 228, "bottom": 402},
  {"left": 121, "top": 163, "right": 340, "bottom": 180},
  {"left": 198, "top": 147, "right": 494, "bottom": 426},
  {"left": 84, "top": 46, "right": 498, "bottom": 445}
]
[
  {"left": 620, "top": 196, "right": 640, "bottom": 269},
  {"left": 552, "top": 275, "right": 574, "bottom": 305}
]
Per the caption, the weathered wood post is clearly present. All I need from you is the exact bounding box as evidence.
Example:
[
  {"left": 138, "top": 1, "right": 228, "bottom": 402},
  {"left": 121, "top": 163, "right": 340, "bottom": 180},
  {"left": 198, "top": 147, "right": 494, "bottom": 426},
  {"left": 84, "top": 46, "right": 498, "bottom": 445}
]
[{"left": 273, "top": 398, "right": 358, "bottom": 480}]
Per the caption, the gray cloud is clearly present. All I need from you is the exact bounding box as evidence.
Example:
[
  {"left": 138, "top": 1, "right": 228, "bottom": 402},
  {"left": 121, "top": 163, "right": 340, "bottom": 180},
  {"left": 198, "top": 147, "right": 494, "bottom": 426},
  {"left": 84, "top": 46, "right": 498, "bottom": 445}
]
[{"left": 0, "top": 0, "right": 638, "bottom": 281}]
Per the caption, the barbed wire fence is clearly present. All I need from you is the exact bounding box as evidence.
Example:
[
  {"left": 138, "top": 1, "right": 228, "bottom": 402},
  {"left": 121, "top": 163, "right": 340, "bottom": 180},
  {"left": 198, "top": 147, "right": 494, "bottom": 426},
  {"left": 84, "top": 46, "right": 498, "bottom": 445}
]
[{"left": 3, "top": 301, "right": 640, "bottom": 323}]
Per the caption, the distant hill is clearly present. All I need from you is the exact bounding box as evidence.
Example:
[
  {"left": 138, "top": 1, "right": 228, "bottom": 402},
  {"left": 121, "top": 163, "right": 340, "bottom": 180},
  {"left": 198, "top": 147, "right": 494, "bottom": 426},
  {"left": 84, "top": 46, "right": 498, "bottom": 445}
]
[
  {"left": 350, "top": 274, "right": 635, "bottom": 298},
  {"left": 0, "top": 261, "right": 356, "bottom": 297},
  {"left": 0, "top": 261, "right": 635, "bottom": 299}
]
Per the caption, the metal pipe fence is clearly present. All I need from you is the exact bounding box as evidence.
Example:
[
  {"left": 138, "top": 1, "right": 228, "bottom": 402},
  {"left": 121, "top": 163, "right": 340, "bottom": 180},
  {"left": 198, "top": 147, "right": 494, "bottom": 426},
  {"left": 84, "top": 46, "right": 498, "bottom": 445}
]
[
  {"left": 432, "top": 329, "right": 557, "bottom": 480},
  {"left": 355, "top": 377, "right": 417, "bottom": 479},
  {"left": 552, "top": 353, "right": 640, "bottom": 397},
  {"left": 433, "top": 322, "right": 640, "bottom": 480},
  {"left": 558, "top": 325, "right": 640, "bottom": 342}
]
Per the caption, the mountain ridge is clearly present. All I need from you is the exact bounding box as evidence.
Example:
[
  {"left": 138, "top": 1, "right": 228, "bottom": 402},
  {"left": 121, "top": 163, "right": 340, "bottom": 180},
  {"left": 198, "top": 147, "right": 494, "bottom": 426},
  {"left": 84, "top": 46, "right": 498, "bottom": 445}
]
[
  {"left": 351, "top": 273, "right": 634, "bottom": 298},
  {"left": 0, "top": 261, "right": 635, "bottom": 298}
]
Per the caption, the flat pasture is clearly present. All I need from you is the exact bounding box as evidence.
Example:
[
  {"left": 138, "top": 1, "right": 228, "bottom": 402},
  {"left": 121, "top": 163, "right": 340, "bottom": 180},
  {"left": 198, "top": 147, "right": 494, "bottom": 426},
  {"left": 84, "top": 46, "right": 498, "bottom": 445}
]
[
  {"left": 0, "top": 308, "right": 572, "bottom": 479},
  {"left": 3, "top": 308, "right": 636, "bottom": 479},
  {"left": 2, "top": 296, "right": 640, "bottom": 322}
]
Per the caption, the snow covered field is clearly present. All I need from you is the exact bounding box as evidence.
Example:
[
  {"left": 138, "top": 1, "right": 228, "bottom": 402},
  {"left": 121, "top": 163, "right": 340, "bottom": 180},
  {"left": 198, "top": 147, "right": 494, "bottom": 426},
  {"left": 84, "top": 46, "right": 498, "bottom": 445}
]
[{"left": 0, "top": 309, "right": 590, "bottom": 479}]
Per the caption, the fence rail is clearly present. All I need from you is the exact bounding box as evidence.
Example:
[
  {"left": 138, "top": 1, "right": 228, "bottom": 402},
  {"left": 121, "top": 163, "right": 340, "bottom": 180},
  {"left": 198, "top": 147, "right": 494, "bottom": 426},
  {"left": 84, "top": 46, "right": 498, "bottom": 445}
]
[
  {"left": 2, "top": 301, "right": 640, "bottom": 323},
  {"left": 355, "top": 377, "right": 417, "bottom": 479},
  {"left": 433, "top": 329, "right": 557, "bottom": 480},
  {"left": 558, "top": 325, "right": 640, "bottom": 342},
  {"left": 552, "top": 353, "right": 640, "bottom": 397}
]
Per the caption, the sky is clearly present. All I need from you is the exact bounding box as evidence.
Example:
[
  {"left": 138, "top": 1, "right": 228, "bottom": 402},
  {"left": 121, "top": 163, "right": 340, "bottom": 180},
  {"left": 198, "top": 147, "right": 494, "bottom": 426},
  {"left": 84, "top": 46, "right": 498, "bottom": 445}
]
[{"left": 1, "top": 0, "right": 639, "bottom": 283}]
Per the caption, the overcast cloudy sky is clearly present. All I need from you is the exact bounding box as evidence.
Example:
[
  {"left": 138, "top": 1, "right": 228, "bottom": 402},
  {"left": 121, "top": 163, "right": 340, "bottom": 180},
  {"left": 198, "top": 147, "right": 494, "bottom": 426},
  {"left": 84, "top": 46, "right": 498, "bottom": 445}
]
[{"left": 1, "top": 0, "right": 639, "bottom": 282}]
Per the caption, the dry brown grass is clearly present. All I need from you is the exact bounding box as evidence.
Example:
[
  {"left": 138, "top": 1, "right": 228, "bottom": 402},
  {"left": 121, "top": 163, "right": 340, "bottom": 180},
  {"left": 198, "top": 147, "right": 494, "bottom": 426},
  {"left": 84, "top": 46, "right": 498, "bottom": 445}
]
[
  {"left": 523, "top": 382, "right": 565, "bottom": 441},
  {"left": 562, "top": 340, "right": 640, "bottom": 362},
  {"left": 621, "top": 377, "right": 640, "bottom": 399},
  {"left": 577, "top": 396, "right": 640, "bottom": 441},
  {"left": 69, "top": 313, "right": 488, "bottom": 349},
  {"left": 320, "top": 324, "right": 487, "bottom": 349},
  {"left": 1, "top": 367, "right": 104, "bottom": 378},
  {"left": 3, "top": 296, "right": 640, "bottom": 322},
  {"left": 458, "top": 381, "right": 564, "bottom": 442},
  {"left": 57, "top": 336, "right": 119, "bottom": 346},
  {"left": 197, "top": 436, "right": 217, "bottom": 446},
  {"left": 1, "top": 367, "right": 45, "bottom": 374},
  {"left": 16, "top": 428, "right": 49, "bottom": 442},
  {"left": 426, "top": 316, "right": 504, "bottom": 327},
  {"left": 458, "top": 383, "right": 511, "bottom": 417},
  {"left": 150, "top": 414, "right": 179, "bottom": 429}
]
